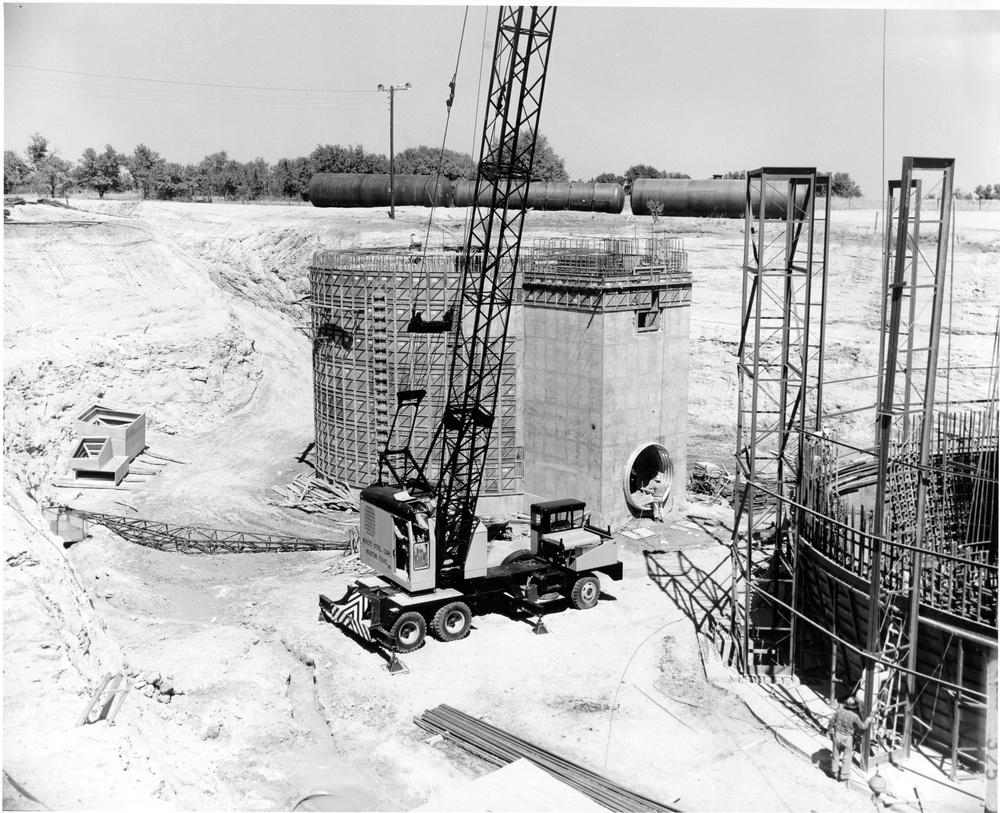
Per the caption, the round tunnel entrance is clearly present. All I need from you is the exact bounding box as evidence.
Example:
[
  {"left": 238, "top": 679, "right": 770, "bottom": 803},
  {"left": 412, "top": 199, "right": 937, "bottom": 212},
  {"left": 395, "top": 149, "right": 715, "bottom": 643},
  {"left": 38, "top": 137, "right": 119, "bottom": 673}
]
[{"left": 624, "top": 442, "right": 674, "bottom": 515}]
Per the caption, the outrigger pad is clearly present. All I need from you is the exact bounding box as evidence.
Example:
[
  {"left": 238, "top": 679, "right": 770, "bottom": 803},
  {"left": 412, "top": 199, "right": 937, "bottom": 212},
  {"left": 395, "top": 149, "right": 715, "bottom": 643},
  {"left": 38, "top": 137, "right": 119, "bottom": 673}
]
[
  {"left": 383, "top": 651, "right": 409, "bottom": 675},
  {"left": 531, "top": 617, "right": 549, "bottom": 635}
]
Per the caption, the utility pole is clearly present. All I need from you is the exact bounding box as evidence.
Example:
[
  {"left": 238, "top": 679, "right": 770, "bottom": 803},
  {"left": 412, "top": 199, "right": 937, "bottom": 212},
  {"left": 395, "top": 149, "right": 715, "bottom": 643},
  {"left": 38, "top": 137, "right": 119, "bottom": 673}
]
[{"left": 377, "top": 82, "right": 410, "bottom": 220}]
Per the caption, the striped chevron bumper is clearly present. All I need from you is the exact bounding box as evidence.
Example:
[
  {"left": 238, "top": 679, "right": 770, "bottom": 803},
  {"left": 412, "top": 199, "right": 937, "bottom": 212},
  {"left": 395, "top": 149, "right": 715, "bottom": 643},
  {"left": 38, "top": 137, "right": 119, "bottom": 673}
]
[{"left": 319, "top": 586, "right": 373, "bottom": 643}]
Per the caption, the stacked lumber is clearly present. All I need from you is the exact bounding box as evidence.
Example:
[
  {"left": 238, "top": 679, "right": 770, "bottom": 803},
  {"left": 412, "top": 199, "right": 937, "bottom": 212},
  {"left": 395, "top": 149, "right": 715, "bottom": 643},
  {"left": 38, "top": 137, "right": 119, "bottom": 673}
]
[
  {"left": 270, "top": 473, "right": 360, "bottom": 515},
  {"left": 414, "top": 704, "right": 681, "bottom": 813}
]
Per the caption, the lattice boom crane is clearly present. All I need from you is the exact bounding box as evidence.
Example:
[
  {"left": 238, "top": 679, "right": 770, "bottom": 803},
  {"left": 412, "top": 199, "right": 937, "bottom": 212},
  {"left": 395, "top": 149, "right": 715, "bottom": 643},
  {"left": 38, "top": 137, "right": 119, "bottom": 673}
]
[{"left": 320, "top": 6, "right": 623, "bottom": 665}]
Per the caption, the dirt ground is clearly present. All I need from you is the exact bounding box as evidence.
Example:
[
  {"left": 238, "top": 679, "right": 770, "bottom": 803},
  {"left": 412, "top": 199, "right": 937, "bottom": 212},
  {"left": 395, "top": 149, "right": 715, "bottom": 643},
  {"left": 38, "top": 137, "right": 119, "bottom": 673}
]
[{"left": 4, "top": 197, "right": 997, "bottom": 811}]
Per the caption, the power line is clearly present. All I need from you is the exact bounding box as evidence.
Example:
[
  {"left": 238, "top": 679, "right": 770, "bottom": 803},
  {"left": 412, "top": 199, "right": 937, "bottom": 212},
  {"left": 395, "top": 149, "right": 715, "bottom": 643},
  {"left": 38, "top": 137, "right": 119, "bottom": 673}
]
[
  {"left": 4, "top": 62, "right": 378, "bottom": 93},
  {"left": 5, "top": 79, "right": 384, "bottom": 113}
]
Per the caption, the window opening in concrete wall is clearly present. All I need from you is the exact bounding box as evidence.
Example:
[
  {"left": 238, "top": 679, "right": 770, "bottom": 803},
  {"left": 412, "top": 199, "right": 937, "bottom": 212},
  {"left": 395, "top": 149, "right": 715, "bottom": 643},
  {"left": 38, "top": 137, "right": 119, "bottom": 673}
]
[
  {"left": 624, "top": 442, "right": 674, "bottom": 515},
  {"left": 636, "top": 291, "right": 661, "bottom": 332}
]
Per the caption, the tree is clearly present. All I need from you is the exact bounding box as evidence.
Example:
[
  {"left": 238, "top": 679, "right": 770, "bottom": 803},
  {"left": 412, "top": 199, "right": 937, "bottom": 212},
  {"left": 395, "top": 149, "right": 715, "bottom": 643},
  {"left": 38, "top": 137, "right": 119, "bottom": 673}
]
[
  {"left": 76, "top": 145, "right": 123, "bottom": 198},
  {"left": 35, "top": 155, "right": 73, "bottom": 197},
  {"left": 529, "top": 132, "right": 568, "bottom": 182},
  {"left": 721, "top": 170, "right": 746, "bottom": 180},
  {"left": 26, "top": 133, "right": 49, "bottom": 167},
  {"left": 198, "top": 151, "right": 235, "bottom": 199},
  {"left": 591, "top": 172, "right": 625, "bottom": 185},
  {"left": 4, "top": 150, "right": 31, "bottom": 193},
  {"left": 622, "top": 165, "right": 690, "bottom": 191},
  {"left": 624, "top": 164, "right": 663, "bottom": 184},
  {"left": 830, "top": 172, "right": 862, "bottom": 198},
  {"left": 974, "top": 184, "right": 999, "bottom": 202},
  {"left": 128, "top": 144, "right": 163, "bottom": 200},
  {"left": 153, "top": 162, "right": 191, "bottom": 200},
  {"left": 239, "top": 157, "right": 271, "bottom": 201},
  {"left": 394, "top": 146, "right": 475, "bottom": 181},
  {"left": 271, "top": 158, "right": 300, "bottom": 199},
  {"left": 310, "top": 143, "right": 388, "bottom": 175}
]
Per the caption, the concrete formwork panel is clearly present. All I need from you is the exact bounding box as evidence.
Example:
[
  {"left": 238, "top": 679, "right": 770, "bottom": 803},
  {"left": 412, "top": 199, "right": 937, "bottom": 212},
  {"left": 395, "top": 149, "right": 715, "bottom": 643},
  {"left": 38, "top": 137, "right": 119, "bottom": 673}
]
[{"left": 309, "top": 249, "right": 523, "bottom": 508}]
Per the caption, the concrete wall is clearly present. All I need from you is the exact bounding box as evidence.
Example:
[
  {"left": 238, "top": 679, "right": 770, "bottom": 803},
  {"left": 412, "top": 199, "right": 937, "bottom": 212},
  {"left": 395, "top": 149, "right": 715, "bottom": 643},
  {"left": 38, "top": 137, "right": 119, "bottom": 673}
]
[
  {"left": 523, "top": 307, "right": 605, "bottom": 513},
  {"left": 523, "top": 290, "right": 690, "bottom": 526},
  {"left": 600, "top": 303, "right": 689, "bottom": 523}
]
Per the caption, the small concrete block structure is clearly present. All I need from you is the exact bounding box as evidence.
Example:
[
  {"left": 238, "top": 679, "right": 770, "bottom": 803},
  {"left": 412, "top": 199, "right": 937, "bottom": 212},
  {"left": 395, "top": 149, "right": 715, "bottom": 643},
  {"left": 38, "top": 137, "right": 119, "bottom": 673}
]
[
  {"left": 75, "top": 404, "right": 146, "bottom": 461},
  {"left": 69, "top": 437, "right": 112, "bottom": 471},
  {"left": 521, "top": 238, "right": 691, "bottom": 526},
  {"left": 69, "top": 404, "right": 146, "bottom": 485}
]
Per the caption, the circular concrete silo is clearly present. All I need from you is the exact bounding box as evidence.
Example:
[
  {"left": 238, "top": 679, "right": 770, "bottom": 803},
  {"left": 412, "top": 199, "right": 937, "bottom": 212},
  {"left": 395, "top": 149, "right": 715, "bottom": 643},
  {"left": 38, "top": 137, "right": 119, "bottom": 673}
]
[{"left": 309, "top": 249, "right": 523, "bottom": 506}]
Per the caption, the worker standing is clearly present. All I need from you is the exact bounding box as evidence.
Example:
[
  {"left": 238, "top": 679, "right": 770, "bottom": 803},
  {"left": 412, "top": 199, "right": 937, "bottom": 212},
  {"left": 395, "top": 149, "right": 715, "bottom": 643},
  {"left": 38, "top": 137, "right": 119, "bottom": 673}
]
[
  {"left": 827, "top": 696, "right": 872, "bottom": 783},
  {"left": 642, "top": 473, "right": 669, "bottom": 521}
]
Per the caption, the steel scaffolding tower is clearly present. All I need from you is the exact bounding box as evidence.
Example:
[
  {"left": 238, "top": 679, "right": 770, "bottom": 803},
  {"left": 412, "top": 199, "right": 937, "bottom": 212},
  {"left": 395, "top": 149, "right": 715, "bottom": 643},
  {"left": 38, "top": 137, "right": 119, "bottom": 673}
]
[
  {"left": 864, "top": 157, "right": 956, "bottom": 766},
  {"left": 732, "top": 168, "right": 830, "bottom": 677}
]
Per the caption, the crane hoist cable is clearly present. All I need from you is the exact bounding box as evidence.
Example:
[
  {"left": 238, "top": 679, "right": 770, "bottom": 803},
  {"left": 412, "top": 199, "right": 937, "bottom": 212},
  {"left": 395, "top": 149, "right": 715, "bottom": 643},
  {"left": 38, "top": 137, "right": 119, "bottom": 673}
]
[
  {"left": 418, "top": 6, "right": 471, "bottom": 262},
  {"left": 407, "top": 6, "right": 472, "bottom": 388}
]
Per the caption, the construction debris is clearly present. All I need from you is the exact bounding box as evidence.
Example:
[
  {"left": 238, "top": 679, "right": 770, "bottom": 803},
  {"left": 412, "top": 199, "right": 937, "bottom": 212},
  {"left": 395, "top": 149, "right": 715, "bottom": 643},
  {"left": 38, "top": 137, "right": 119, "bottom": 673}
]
[
  {"left": 77, "top": 672, "right": 130, "bottom": 726},
  {"left": 414, "top": 704, "right": 681, "bottom": 813},
  {"left": 270, "top": 473, "right": 360, "bottom": 515},
  {"left": 687, "top": 461, "right": 733, "bottom": 504}
]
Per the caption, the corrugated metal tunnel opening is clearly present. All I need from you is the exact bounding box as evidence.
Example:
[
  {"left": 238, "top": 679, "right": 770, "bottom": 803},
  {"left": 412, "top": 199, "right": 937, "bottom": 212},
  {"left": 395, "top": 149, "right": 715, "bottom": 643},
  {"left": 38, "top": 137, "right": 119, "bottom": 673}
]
[{"left": 624, "top": 442, "right": 674, "bottom": 515}]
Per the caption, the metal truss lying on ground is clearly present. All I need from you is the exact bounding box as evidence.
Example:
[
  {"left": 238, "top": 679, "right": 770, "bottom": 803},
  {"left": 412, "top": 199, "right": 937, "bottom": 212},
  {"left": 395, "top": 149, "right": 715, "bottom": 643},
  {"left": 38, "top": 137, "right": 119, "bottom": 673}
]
[{"left": 53, "top": 507, "right": 350, "bottom": 554}]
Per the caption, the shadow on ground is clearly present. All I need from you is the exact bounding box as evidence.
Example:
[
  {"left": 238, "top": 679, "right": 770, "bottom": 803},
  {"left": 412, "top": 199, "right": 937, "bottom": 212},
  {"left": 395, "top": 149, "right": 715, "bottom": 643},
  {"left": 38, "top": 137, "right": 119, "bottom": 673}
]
[{"left": 643, "top": 548, "right": 731, "bottom": 633}]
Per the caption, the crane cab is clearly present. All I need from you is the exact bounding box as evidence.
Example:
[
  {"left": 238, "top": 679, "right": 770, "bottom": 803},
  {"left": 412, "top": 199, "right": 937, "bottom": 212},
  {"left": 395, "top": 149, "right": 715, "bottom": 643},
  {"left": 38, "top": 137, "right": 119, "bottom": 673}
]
[{"left": 359, "top": 485, "right": 436, "bottom": 592}]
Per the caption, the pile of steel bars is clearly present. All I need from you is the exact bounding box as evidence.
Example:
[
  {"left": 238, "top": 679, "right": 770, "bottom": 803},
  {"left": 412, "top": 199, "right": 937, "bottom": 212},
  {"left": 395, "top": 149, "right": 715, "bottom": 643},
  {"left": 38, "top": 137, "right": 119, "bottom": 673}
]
[{"left": 414, "top": 704, "right": 681, "bottom": 812}]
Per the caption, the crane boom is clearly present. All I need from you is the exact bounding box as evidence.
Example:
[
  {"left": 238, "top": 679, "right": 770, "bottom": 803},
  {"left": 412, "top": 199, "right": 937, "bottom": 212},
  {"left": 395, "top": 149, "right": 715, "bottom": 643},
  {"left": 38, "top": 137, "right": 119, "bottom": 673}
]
[
  {"left": 432, "top": 6, "right": 557, "bottom": 585},
  {"left": 321, "top": 6, "right": 620, "bottom": 665}
]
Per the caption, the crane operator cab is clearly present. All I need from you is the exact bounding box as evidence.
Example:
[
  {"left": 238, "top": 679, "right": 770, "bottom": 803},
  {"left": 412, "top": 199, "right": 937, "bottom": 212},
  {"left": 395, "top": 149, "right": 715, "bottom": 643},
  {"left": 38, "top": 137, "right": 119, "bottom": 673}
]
[
  {"left": 358, "top": 485, "right": 437, "bottom": 592},
  {"left": 529, "top": 499, "right": 620, "bottom": 576}
]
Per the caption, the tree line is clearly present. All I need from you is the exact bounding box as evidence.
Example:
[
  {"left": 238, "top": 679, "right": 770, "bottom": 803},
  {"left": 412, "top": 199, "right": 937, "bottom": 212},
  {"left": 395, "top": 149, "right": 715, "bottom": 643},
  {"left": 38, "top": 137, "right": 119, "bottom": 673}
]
[
  {"left": 2, "top": 132, "right": 572, "bottom": 202},
  {"left": 11, "top": 132, "right": 990, "bottom": 203}
]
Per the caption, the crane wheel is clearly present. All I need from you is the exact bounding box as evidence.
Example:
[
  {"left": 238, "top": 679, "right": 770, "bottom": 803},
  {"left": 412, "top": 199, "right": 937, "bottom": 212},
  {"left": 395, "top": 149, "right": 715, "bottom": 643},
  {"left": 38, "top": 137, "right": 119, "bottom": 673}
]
[
  {"left": 501, "top": 549, "right": 533, "bottom": 566},
  {"left": 570, "top": 575, "right": 600, "bottom": 610},
  {"left": 431, "top": 601, "right": 472, "bottom": 642},
  {"left": 390, "top": 611, "right": 426, "bottom": 653}
]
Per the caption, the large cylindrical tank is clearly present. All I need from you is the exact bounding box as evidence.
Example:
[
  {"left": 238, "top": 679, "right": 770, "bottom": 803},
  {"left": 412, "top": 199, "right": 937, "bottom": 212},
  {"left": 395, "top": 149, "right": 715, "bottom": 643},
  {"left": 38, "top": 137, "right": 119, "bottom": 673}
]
[
  {"left": 630, "top": 179, "right": 809, "bottom": 219},
  {"left": 309, "top": 250, "right": 521, "bottom": 497},
  {"left": 308, "top": 174, "right": 454, "bottom": 208},
  {"left": 452, "top": 180, "right": 624, "bottom": 214}
]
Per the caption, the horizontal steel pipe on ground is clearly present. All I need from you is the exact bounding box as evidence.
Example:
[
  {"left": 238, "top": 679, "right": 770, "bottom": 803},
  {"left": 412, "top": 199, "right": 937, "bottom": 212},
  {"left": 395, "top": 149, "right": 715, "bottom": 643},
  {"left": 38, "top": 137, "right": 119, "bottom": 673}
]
[
  {"left": 308, "top": 174, "right": 454, "bottom": 208},
  {"left": 630, "top": 178, "right": 810, "bottom": 219},
  {"left": 452, "top": 181, "right": 625, "bottom": 214}
]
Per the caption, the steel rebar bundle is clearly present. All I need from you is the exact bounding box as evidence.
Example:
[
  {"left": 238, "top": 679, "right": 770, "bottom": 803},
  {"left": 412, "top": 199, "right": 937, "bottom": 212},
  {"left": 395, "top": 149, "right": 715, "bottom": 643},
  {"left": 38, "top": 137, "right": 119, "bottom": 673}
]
[{"left": 414, "top": 704, "right": 681, "bottom": 812}]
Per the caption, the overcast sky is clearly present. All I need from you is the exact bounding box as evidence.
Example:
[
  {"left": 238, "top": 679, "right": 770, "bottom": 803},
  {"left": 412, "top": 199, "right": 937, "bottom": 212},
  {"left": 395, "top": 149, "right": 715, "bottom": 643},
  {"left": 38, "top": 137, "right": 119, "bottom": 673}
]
[{"left": 4, "top": 3, "right": 999, "bottom": 197}]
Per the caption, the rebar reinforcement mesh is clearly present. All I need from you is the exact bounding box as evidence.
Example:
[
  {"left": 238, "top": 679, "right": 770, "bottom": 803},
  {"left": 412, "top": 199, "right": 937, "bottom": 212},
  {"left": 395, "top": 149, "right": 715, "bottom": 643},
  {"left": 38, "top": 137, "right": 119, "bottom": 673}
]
[
  {"left": 522, "top": 237, "right": 689, "bottom": 283},
  {"left": 309, "top": 249, "right": 522, "bottom": 494}
]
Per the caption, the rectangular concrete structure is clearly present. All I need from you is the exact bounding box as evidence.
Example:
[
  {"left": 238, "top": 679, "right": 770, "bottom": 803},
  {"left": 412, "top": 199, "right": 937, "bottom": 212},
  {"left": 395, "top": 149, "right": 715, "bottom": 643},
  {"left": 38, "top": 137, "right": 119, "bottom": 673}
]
[
  {"left": 521, "top": 239, "right": 691, "bottom": 526},
  {"left": 75, "top": 404, "right": 146, "bottom": 462}
]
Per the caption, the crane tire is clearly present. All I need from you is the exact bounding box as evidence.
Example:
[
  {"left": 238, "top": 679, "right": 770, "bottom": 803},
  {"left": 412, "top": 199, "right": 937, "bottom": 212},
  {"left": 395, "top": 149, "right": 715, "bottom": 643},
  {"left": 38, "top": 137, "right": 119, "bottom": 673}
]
[
  {"left": 390, "top": 611, "right": 426, "bottom": 653},
  {"left": 501, "top": 549, "right": 533, "bottom": 566},
  {"left": 431, "top": 601, "right": 472, "bottom": 642},
  {"left": 570, "top": 575, "right": 600, "bottom": 610}
]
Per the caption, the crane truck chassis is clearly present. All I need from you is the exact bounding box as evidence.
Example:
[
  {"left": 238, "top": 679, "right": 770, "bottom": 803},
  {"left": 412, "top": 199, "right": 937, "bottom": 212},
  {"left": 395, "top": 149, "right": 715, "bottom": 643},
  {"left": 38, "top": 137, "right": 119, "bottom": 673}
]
[{"left": 319, "top": 494, "right": 622, "bottom": 654}]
